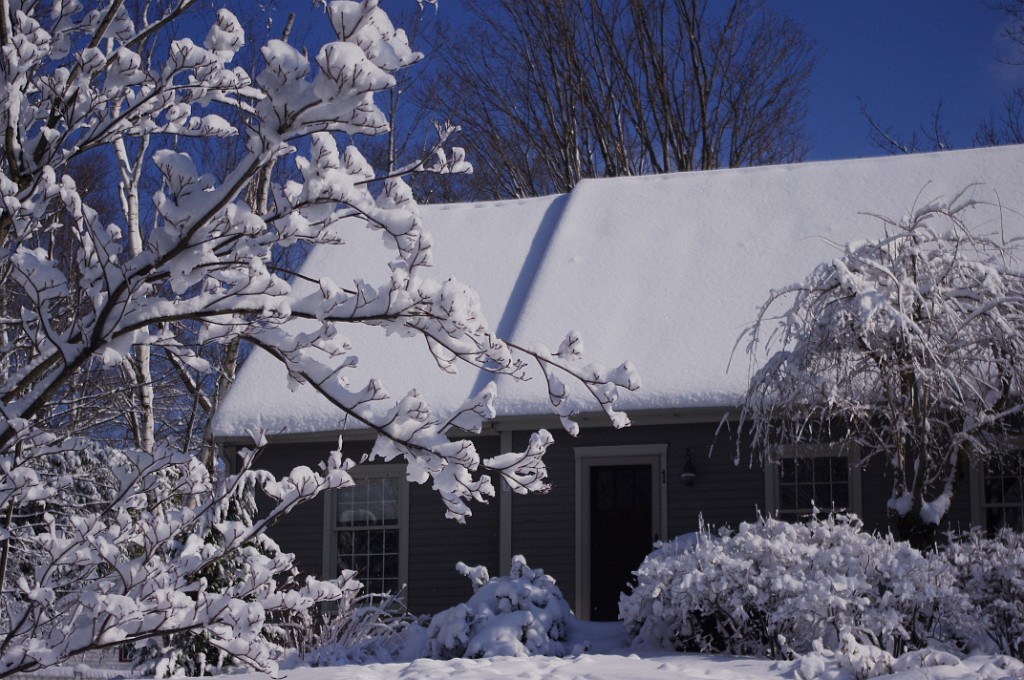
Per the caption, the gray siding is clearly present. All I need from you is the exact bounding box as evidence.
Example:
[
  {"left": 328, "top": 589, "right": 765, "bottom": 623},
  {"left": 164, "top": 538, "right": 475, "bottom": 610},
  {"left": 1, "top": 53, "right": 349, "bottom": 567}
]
[
  {"left": 254, "top": 420, "right": 989, "bottom": 618},
  {"left": 507, "top": 423, "right": 768, "bottom": 605},
  {"left": 945, "top": 480, "right": 974, "bottom": 531},
  {"left": 255, "top": 441, "right": 337, "bottom": 579},
  {"left": 257, "top": 438, "right": 502, "bottom": 615},
  {"left": 508, "top": 429, "right": 577, "bottom": 601},
  {"left": 860, "top": 454, "right": 893, "bottom": 531},
  {"left": 663, "top": 423, "right": 765, "bottom": 536},
  {"left": 406, "top": 437, "right": 502, "bottom": 614}
]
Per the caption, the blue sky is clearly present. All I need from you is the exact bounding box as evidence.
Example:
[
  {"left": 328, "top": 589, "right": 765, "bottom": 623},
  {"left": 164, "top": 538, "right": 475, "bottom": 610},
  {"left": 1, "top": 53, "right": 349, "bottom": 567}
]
[
  {"left": 243, "top": 1, "right": 1020, "bottom": 163},
  {"left": 782, "top": 1, "right": 1022, "bottom": 160},
  {"left": 430, "top": 0, "right": 1021, "bottom": 162}
]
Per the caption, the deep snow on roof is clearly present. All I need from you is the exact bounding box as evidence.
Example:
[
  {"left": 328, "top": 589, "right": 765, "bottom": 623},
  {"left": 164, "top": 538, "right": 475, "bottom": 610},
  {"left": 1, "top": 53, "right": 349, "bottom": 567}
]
[
  {"left": 214, "top": 145, "right": 1024, "bottom": 438},
  {"left": 214, "top": 193, "right": 566, "bottom": 437}
]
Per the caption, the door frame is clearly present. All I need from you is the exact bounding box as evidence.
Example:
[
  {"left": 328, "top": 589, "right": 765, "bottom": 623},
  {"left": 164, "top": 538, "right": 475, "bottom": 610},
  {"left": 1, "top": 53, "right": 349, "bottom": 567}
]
[{"left": 573, "top": 444, "right": 667, "bottom": 620}]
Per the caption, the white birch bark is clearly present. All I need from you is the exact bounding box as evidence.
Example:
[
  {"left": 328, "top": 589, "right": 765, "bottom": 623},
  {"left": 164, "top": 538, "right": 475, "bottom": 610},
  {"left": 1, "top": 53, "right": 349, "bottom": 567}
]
[{"left": 115, "top": 135, "right": 155, "bottom": 453}]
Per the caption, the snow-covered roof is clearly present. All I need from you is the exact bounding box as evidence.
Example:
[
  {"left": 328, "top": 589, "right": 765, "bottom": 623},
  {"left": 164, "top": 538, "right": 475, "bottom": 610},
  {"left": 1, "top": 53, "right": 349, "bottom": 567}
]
[{"left": 214, "top": 145, "right": 1024, "bottom": 438}]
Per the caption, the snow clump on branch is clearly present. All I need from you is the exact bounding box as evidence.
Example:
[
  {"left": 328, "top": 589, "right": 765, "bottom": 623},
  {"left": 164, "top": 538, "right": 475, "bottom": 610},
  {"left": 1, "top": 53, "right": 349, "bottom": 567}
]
[{"left": 0, "top": 0, "right": 636, "bottom": 676}]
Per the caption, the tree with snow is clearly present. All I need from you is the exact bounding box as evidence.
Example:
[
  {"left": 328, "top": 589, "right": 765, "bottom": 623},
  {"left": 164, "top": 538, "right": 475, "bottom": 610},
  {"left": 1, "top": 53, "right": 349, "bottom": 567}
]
[
  {"left": 0, "top": 1, "right": 637, "bottom": 675},
  {"left": 741, "top": 192, "right": 1024, "bottom": 547}
]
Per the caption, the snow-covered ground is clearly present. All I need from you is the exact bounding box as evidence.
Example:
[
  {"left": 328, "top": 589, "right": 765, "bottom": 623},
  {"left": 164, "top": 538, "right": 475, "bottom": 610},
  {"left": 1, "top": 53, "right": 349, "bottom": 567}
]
[
  {"left": 270, "top": 653, "right": 792, "bottom": 680},
  {"left": 235, "top": 620, "right": 1024, "bottom": 680},
  {"left": 242, "top": 653, "right": 1023, "bottom": 680}
]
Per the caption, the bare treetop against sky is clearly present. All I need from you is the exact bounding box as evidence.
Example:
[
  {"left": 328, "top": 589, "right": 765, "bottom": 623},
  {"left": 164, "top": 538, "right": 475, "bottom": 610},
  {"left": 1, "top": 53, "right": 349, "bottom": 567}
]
[
  {"left": 431, "top": 0, "right": 1020, "bottom": 161},
  {"left": 784, "top": 1, "right": 1022, "bottom": 159}
]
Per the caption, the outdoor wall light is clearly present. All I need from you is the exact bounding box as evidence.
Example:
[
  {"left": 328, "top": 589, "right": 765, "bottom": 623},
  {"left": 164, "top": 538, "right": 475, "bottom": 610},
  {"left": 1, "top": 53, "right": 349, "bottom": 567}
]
[{"left": 681, "top": 448, "right": 698, "bottom": 487}]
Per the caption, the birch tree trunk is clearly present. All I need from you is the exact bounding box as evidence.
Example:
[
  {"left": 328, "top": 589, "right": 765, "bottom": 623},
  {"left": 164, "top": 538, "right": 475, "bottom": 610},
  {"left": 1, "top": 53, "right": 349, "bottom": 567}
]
[{"left": 115, "top": 136, "right": 155, "bottom": 453}]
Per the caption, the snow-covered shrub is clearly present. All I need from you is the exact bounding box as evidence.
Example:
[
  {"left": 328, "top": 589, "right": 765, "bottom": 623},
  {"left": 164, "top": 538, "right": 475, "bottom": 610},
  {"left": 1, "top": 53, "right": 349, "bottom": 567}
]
[
  {"left": 134, "top": 478, "right": 305, "bottom": 677},
  {"left": 289, "top": 590, "right": 423, "bottom": 667},
  {"left": 621, "top": 513, "right": 976, "bottom": 659},
  {"left": 945, "top": 529, "right": 1024, "bottom": 658},
  {"left": 424, "top": 556, "right": 572, "bottom": 659}
]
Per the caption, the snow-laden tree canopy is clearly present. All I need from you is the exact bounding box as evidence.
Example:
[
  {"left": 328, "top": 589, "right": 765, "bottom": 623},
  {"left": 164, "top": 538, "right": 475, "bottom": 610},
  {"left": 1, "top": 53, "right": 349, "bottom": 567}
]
[
  {"left": 0, "top": 1, "right": 637, "bottom": 675},
  {"left": 742, "top": 191, "right": 1024, "bottom": 545}
]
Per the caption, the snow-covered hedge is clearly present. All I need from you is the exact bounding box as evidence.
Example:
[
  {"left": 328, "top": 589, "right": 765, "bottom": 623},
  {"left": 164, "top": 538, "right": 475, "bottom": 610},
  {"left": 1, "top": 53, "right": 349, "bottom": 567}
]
[
  {"left": 945, "top": 529, "right": 1024, "bottom": 658},
  {"left": 620, "top": 514, "right": 977, "bottom": 659},
  {"left": 423, "top": 556, "right": 572, "bottom": 659}
]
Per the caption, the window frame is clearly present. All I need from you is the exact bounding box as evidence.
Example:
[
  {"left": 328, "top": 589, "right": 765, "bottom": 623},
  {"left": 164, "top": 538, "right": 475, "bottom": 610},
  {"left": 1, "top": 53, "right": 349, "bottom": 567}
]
[
  {"left": 322, "top": 463, "right": 409, "bottom": 594},
  {"left": 969, "top": 446, "right": 1024, "bottom": 534},
  {"left": 764, "top": 442, "right": 862, "bottom": 519}
]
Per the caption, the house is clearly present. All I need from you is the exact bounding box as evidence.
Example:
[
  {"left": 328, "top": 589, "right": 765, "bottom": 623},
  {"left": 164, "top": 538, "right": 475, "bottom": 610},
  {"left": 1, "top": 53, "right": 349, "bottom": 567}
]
[{"left": 213, "top": 145, "right": 1024, "bottom": 621}]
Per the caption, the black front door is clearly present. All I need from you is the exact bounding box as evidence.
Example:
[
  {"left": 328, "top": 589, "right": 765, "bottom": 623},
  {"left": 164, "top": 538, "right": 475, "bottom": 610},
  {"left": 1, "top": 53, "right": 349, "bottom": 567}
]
[{"left": 589, "top": 464, "right": 653, "bottom": 621}]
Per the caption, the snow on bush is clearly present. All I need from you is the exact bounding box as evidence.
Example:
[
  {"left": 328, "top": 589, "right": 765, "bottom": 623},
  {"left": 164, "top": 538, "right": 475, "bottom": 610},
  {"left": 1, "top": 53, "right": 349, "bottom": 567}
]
[
  {"left": 284, "top": 556, "right": 573, "bottom": 665},
  {"left": 423, "top": 556, "right": 572, "bottom": 659},
  {"left": 621, "top": 513, "right": 977, "bottom": 660},
  {"left": 288, "top": 591, "right": 424, "bottom": 668},
  {"left": 945, "top": 529, "right": 1024, "bottom": 658}
]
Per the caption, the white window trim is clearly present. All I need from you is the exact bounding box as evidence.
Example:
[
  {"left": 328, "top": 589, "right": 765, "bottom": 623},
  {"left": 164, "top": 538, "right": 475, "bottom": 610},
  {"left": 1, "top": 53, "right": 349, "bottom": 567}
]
[
  {"left": 322, "top": 463, "right": 409, "bottom": 593},
  {"left": 764, "top": 442, "right": 862, "bottom": 518},
  {"left": 573, "top": 444, "right": 667, "bottom": 621}
]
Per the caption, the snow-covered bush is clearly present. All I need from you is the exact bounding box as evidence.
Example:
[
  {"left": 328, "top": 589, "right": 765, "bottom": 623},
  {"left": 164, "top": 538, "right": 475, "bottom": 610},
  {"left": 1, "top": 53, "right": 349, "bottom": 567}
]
[
  {"left": 424, "top": 556, "right": 572, "bottom": 659},
  {"left": 0, "top": 436, "right": 363, "bottom": 677},
  {"left": 797, "top": 644, "right": 1024, "bottom": 680},
  {"left": 621, "top": 513, "right": 976, "bottom": 659},
  {"left": 288, "top": 591, "right": 423, "bottom": 667},
  {"left": 296, "top": 556, "right": 573, "bottom": 664},
  {"left": 133, "top": 478, "right": 305, "bottom": 677},
  {"left": 945, "top": 529, "right": 1024, "bottom": 658}
]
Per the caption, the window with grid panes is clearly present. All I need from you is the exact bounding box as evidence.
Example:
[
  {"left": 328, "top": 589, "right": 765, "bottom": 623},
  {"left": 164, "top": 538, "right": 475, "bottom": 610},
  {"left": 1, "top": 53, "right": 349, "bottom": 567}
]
[
  {"left": 336, "top": 473, "right": 402, "bottom": 594},
  {"left": 778, "top": 456, "right": 848, "bottom": 518},
  {"left": 981, "top": 455, "right": 1024, "bottom": 534},
  {"left": 766, "top": 444, "right": 861, "bottom": 519}
]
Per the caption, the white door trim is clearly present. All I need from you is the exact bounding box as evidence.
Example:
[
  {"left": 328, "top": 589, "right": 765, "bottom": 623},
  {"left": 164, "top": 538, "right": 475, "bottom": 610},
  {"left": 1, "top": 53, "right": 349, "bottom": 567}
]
[{"left": 573, "top": 444, "right": 667, "bottom": 620}]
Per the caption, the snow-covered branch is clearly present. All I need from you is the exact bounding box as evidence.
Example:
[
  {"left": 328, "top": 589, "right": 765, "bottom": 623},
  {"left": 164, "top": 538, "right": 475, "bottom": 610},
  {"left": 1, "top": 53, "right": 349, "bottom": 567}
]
[
  {"left": 0, "top": 433, "right": 360, "bottom": 678},
  {"left": 0, "top": 0, "right": 637, "bottom": 672}
]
